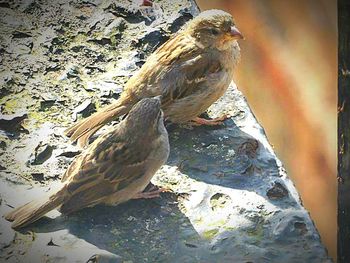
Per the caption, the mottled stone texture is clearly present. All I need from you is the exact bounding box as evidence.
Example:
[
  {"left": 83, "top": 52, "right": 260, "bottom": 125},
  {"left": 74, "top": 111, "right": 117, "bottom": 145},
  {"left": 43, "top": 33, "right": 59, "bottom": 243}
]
[{"left": 0, "top": 0, "right": 331, "bottom": 262}]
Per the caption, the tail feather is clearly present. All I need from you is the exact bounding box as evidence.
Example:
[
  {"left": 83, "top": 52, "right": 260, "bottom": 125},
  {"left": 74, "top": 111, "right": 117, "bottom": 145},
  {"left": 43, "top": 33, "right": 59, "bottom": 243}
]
[
  {"left": 65, "top": 103, "right": 131, "bottom": 147},
  {"left": 4, "top": 190, "right": 65, "bottom": 229},
  {"left": 76, "top": 125, "right": 103, "bottom": 148}
]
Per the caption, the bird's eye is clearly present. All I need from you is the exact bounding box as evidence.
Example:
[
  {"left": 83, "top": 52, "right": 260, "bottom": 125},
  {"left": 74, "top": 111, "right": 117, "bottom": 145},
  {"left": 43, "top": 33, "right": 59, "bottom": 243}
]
[{"left": 210, "top": 28, "right": 220, "bottom": 35}]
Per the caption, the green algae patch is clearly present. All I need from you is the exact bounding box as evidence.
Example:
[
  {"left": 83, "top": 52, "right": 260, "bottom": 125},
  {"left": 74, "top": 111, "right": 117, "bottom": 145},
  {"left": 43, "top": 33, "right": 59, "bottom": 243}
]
[{"left": 202, "top": 228, "right": 219, "bottom": 239}]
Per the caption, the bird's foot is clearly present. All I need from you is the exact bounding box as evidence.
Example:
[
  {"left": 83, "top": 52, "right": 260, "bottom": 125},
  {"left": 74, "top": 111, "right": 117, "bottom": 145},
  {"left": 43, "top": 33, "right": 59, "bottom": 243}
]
[
  {"left": 132, "top": 187, "right": 170, "bottom": 199},
  {"left": 190, "top": 115, "right": 230, "bottom": 126}
]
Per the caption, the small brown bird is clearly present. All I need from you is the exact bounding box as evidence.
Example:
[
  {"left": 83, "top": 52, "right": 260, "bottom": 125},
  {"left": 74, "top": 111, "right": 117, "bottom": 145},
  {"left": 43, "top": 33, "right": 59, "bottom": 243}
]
[
  {"left": 66, "top": 9, "right": 243, "bottom": 147},
  {"left": 5, "top": 97, "right": 169, "bottom": 229}
]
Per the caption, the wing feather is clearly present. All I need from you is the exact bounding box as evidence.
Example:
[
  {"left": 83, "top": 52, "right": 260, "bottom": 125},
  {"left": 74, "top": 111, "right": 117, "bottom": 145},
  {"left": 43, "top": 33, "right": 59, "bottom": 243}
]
[
  {"left": 123, "top": 33, "right": 223, "bottom": 105},
  {"left": 62, "top": 129, "right": 153, "bottom": 210}
]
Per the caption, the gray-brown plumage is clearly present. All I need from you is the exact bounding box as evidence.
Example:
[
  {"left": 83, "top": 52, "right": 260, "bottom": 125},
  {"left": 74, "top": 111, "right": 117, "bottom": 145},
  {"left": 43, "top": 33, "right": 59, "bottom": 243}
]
[
  {"left": 65, "top": 9, "right": 243, "bottom": 147},
  {"left": 5, "top": 97, "right": 169, "bottom": 229}
]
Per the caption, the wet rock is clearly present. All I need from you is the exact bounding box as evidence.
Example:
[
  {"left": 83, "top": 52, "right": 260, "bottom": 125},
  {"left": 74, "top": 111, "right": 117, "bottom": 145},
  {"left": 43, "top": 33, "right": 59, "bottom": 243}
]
[
  {"left": 0, "top": 223, "right": 15, "bottom": 250},
  {"left": 57, "top": 65, "right": 81, "bottom": 81},
  {"left": 88, "top": 17, "right": 127, "bottom": 46},
  {"left": 267, "top": 182, "right": 289, "bottom": 200},
  {"left": 237, "top": 139, "right": 259, "bottom": 158},
  {"left": 31, "top": 172, "right": 45, "bottom": 182},
  {"left": 35, "top": 28, "right": 58, "bottom": 49},
  {"left": 103, "top": 18, "right": 126, "bottom": 36},
  {"left": 0, "top": 73, "right": 15, "bottom": 89},
  {"left": 72, "top": 99, "right": 96, "bottom": 121},
  {"left": 87, "top": 253, "right": 122, "bottom": 263},
  {"left": 86, "top": 80, "right": 122, "bottom": 98},
  {"left": 70, "top": 45, "right": 85, "bottom": 53},
  {"left": 294, "top": 221, "right": 308, "bottom": 235},
  {"left": 39, "top": 93, "right": 58, "bottom": 110},
  {"left": 57, "top": 150, "right": 81, "bottom": 159},
  {"left": 0, "top": 112, "right": 28, "bottom": 135},
  {"left": 28, "top": 142, "right": 54, "bottom": 165},
  {"left": 87, "top": 11, "right": 116, "bottom": 34},
  {"left": 44, "top": 62, "right": 61, "bottom": 73},
  {"left": 273, "top": 214, "right": 309, "bottom": 242},
  {"left": 56, "top": 144, "right": 81, "bottom": 158},
  {"left": 13, "top": 0, "right": 36, "bottom": 12},
  {"left": 134, "top": 28, "right": 169, "bottom": 54},
  {"left": 0, "top": 141, "right": 6, "bottom": 150},
  {"left": 210, "top": 193, "right": 231, "bottom": 211},
  {"left": 0, "top": 2, "right": 10, "bottom": 8},
  {"left": 107, "top": 3, "right": 149, "bottom": 24},
  {"left": 12, "top": 31, "right": 32, "bottom": 39},
  {"left": 66, "top": 66, "right": 80, "bottom": 79},
  {"left": 47, "top": 238, "right": 59, "bottom": 247},
  {"left": 0, "top": 0, "right": 332, "bottom": 262},
  {"left": 6, "top": 40, "right": 33, "bottom": 56},
  {"left": 88, "top": 37, "right": 112, "bottom": 46},
  {"left": 168, "top": 10, "right": 193, "bottom": 33}
]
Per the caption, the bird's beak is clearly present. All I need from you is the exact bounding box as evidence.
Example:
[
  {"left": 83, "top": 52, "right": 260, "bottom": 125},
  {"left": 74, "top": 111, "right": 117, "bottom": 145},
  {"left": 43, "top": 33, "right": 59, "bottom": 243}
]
[{"left": 230, "top": 26, "right": 244, "bottom": 40}]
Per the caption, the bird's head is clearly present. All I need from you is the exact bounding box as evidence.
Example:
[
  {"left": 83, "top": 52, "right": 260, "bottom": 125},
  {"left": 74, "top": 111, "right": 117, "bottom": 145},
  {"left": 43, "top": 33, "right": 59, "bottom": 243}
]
[
  {"left": 185, "top": 9, "right": 243, "bottom": 50},
  {"left": 125, "top": 97, "right": 165, "bottom": 135}
]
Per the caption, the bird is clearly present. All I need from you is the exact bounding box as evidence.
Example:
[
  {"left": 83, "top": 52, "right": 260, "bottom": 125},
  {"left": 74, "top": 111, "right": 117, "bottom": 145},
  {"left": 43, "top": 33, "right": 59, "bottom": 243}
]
[
  {"left": 65, "top": 9, "right": 243, "bottom": 147},
  {"left": 5, "top": 97, "right": 169, "bottom": 229}
]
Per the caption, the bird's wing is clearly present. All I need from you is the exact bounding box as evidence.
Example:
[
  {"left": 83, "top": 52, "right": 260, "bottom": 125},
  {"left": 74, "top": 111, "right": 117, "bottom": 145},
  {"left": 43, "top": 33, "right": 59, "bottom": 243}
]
[
  {"left": 124, "top": 33, "right": 223, "bottom": 104},
  {"left": 61, "top": 130, "right": 153, "bottom": 210}
]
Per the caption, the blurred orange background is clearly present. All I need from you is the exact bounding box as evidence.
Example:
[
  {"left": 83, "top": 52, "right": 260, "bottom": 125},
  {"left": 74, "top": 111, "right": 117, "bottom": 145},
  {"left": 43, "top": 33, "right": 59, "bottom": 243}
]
[{"left": 196, "top": 0, "right": 337, "bottom": 260}]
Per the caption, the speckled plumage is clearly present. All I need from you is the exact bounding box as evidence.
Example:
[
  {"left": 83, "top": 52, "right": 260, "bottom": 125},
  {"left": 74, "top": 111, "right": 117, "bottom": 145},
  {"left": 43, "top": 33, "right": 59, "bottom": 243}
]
[
  {"left": 5, "top": 98, "right": 169, "bottom": 229},
  {"left": 66, "top": 9, "right": 243, "bottom": 147}
]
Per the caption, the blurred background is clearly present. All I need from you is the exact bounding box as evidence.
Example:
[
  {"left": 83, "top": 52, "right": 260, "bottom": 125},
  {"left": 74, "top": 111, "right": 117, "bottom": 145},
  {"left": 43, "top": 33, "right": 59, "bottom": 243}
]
[{"left": 196, "top": 0, "right": 337, "bottom": 261}]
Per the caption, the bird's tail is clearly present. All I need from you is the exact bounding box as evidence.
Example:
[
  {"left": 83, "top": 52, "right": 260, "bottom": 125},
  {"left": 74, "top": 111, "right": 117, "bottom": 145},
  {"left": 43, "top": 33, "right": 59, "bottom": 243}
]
[
  {"left": 65, "top": 101, "right": 132, "bottom": 148},
  {"left": 4, "top": 189, "right": 66, "bottom": 229}
]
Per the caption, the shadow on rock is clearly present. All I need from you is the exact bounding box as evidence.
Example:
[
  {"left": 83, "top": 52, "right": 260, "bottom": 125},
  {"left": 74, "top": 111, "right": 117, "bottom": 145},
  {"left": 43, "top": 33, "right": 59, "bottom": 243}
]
[
  {"left": 24, "top": 192, "right": 209, "bottom": 263},
  {"left": 166, "top": 119, "right": 299, "bottom": 210}
]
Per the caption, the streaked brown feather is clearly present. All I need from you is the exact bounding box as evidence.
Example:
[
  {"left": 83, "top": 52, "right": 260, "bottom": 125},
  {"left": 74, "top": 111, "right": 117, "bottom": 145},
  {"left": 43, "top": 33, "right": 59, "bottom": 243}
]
[
  {"left": 65, "top": 10, "right": 240, "bottom": 147},
  {"left": 6, "top": 97, "right": 168, "bottom": 229},
  {"left": 61, "top": 127, "right": 153, "bottom": 212},
  {"left": 60, "top": 180, "right": 114, "bottom": 214}
]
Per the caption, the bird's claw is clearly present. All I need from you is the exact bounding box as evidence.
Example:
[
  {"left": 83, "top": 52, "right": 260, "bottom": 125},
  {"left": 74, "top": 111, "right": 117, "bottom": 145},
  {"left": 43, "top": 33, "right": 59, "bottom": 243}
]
[
  {"left": 132, "top": 186, "right": 170, "bottom": 199},
  {"left": 190, "top": 114, "right": 230, "bottom": 126}
]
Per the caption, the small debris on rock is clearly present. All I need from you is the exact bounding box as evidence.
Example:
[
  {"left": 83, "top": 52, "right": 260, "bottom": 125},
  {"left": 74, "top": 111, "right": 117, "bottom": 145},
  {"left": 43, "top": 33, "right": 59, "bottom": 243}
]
[
  {"left": 294, "top": 222, "right": 308, "bottom": 235},
  {"left": 267, "top": 182, "right": 289, "bottom": 200},
  {"left": 31, "top": 172, "right": 45, "bottom": 182},
  {"left": 47, "top": 238, "right": 60, "bottom": 247},
  {"left": 184, "top": 242, "right": 198, "bottom": 248},
  {"left": 28, "top": 142, "right": 54, "bottom": 165},
  {"left": 237, "top": 139, "right": 259, "bottom": 158}
]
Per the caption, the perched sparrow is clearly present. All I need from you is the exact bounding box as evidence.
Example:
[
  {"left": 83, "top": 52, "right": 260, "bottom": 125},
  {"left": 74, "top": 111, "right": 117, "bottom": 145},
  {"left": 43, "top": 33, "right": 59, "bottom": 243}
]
[
  {"left": 66, "top": 9, "right": 243, "bottom": 147},
  {"left": 5, "top": 98, "right": 169, "bottom": 229}
]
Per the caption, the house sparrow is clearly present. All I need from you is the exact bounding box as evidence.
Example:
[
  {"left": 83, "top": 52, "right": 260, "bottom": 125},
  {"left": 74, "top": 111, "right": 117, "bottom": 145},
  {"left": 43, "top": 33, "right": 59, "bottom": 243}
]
[
  {"left": 5, "top": 97, "right": 169, "bottom": 229},
  {"left": 66, "top": 9, "right": 243, "bottom": 147}
]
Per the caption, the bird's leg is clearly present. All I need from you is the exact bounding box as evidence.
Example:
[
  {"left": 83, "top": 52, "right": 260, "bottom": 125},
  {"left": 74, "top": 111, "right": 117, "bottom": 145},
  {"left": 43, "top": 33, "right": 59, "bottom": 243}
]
[
  {"left": 132, "top": 187, "right": 169, "bottom": 199},
  {"left": 190, "top": 115, "right": 230, "bottom": 126}
]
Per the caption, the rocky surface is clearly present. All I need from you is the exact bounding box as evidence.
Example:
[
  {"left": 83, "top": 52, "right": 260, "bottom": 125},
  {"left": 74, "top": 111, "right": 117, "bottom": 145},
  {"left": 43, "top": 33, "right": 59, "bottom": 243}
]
[{"left": 0, "top": 0, "right": 332, "bottom": 262}]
